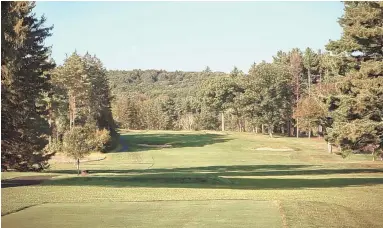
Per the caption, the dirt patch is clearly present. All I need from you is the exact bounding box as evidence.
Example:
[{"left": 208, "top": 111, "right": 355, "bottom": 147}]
[
  {"left": 137, "top": 144, "right": 172, "bottom": 148},
  {"left": 254, "top": 147, "right": 294, "bottom": 152},
  {"left": 1, "top": 175, "right": 57, "bottom": 188}
]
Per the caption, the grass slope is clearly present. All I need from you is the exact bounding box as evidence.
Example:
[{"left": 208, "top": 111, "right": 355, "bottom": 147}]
[{"left": 2, "top": 131, "right": 383, "bottom": 228}]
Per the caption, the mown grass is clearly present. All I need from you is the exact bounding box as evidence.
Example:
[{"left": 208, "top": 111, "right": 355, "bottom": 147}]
[{"left": 2, "top": 130, "right": 383, "bottom": 228}]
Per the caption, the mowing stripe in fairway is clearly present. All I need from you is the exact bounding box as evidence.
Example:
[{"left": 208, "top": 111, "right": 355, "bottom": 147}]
[{"left": 2, "top": 200, "right": 283, "bottom": 228}]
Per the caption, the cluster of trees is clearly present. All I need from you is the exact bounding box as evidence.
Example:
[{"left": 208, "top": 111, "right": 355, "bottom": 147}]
[
  {"left": 49, "top": 52, "right": 118, "bottom": 173},
  {"left": 110, "top": 2, "right": 382, "bottom": 160},
  {"left": 1, "top": 2, "right": 117, "bottom": 171}
]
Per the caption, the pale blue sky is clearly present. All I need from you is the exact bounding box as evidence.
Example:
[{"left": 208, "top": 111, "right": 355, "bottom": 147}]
[{"left": 34, "top": 1, "right": 344, "bottom": 73}]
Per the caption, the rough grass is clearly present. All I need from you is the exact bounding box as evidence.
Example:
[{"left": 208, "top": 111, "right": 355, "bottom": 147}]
[{"left": 2, "top": 130, "right": 383, "bottom": 228}]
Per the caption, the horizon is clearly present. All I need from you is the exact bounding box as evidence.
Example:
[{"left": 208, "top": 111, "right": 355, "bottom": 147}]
[{"left": 34, "top": 1, "right": 344, "bottom": 73}]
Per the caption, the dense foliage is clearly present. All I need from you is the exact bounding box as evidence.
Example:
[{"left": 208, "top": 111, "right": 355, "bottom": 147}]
[
  {"left": 1, "top": 2, "right": 55, "bottom": 171},
  {"left": 49, "top": 52, "right": 118, "bottom": 163},
  {"left": 325, "top": 2, "right": 383, "bottom": 159}
]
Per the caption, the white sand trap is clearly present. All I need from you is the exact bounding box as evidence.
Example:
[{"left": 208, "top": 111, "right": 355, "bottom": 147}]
[
  {"left": 137, "top": 144, "right": 172, "bottom": 148},
  {"left": 204, "top": 131, "right": 228, "bottom": 135},
  {"left": 254, "top": 147, "right": 294, "bottom": 151}
]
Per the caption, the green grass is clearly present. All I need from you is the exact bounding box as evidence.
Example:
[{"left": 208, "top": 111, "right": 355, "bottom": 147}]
[
  {"left": 2, "top": 201, "right": 282, "bottom": 228},
  {"left": 2, "top": 130, "right": 383, "bottom": 228}
]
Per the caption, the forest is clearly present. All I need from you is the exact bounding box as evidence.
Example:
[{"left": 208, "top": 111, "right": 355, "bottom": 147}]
[{"left": 2, "top": 1, "right": 383, "bottom": 171}]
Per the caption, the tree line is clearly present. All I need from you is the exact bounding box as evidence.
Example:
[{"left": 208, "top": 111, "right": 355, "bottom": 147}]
[
  {"left": 110, "top": 2, "right": 382, "bottom": 160},
  {"left": 1, "top": 1, "right": 382, "bottom": 172},
  {"left": 1, "top": 2, "right": 118, "bottom": 171}
]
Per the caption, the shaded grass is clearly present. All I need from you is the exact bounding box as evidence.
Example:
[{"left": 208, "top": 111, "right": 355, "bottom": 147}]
[
  {"left": 1, "top": 172, "right": 51, "bottom": 181},
  {"left": 42, "top": 173, "right": 383, "bottom": 189},
  {"left": 121, "top": 132, "right": 231, "bottom": 152},
  {"left": 45, "top": 165, "right": 383, "bottom": 176}
]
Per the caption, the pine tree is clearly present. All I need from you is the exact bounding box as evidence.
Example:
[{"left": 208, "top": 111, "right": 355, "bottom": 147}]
[
  {"left": 161, "top": 96, "right": 178, "bottom": 130},
  {"left": 203, "top": 66, "right": 212, "bottom": 73},
  {"left": 325, "top": 2, "right": 383, "bottom": 159},
  {"left": 1, "top": 2, "right": 55, "bottom": 170},
  {"left": 55, "top": 52, "right": 90, "bottom": 128},
  {"left": 83, "top": 54, "right": 116, "bottom": 133},
  {"left": 230, "top": 66, "right": 243, "bottom": 77},
  {"left": 303, "top": 47, "right": 320, "bottom": 94}
]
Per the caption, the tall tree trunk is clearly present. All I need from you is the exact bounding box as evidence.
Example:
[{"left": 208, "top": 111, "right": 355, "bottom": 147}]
[
  {"left": 49, "top": 135, "right": 52, "bottom": 147},
  {"left": 261, "top": 124, "right": 265, "bottom": 134},
  {"left": 308, "top": 68, "right": 311, "bottom": 97},
  {"left": 327, "top": 142, "right": 332, "bottom": 154},
  {"left": 69, "top": 96, "right": 72, "bottom": 129},
  {"left": 307, "top": 60, "right": 311, "bottom": 136},
  {"left": 296, "top": 118, "right": 299, "bottom": 138},
  {"left": 243, "top": 119, "right": 246, "bottom": 132},
  {"left": 221, "top": 111, "right": 225, "bottom": 131},
  {"left": 255, "top": 126, "right": 258, "bottom": 134},
  {"left": 77, "top": 158, "right": 80, "bottom": 175},
  {"left": 268, "top": 124, "right": 273, "bottom": 138},
  {"left": 73, "top": 96, "right": 76, "bottom": 127},
  {"left": 288, "top": 120, "right": 291, "bottom": 137},
  {"left": 48, "top": 102, "right": 52, "bottom": 146}
]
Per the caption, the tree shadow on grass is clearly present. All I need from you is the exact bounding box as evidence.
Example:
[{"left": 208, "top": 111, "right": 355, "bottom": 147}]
[
  {"left": 46, "top": 165, "right": 383, "bottom": 176},
  {"left": 42, "top": 174, "right": 383, "bottom": 190},
  {"left": 116, "top": 133, "right": 232, "bottom": 152},
  {"left": 42, "top": 164, "right": 383, "bottom": 190},
  {"left": 46, "top": 164, "right": 314, "bottom": 175}
]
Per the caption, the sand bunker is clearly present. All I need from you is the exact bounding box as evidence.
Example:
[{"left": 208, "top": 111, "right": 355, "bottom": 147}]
[
  {"left": 137, "top": 144, "right": 172, "bottom": 148},
  {"left": 204, "top": 131, "right": 228, "bottom": 135},
  {"left": 254, "top": 147, "right": 294, "bottom": 151}
]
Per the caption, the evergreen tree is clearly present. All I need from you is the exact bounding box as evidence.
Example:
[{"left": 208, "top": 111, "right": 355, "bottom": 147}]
[
  {"left": 325, "top": 2, "right": 383, "bottom": 159},
  {"left": 203, "top": 66, "right": 212, "bottom": 73},
  {"left": 161, "top": 96, "right": 178, "bottom": 130},
  {"left": 230, "top": 66, "right": 243, "bottom": 77},
  {"left": 303, "top": 47, "right": 320, "bottom": 94},
  {"left": 83, "top": 54, "right": 116, "bottom": 134},
  {"left": 1, "top": 2, "right": 55, "bottom": 171}
]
